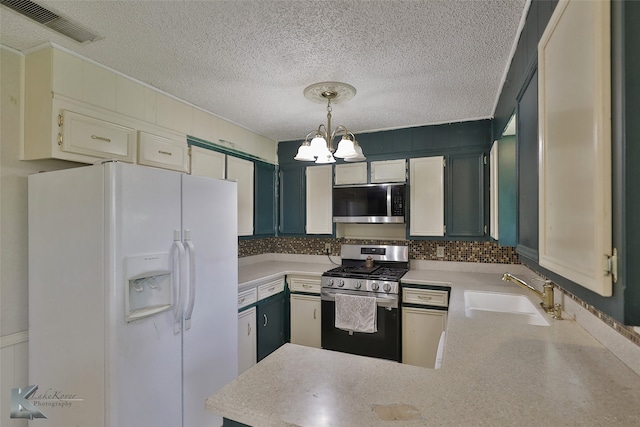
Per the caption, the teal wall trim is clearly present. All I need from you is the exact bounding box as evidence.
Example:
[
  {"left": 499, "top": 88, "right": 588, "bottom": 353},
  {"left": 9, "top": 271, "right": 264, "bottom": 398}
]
[{"left": 187, "top": 135, "right": 274, "bottom": 165}]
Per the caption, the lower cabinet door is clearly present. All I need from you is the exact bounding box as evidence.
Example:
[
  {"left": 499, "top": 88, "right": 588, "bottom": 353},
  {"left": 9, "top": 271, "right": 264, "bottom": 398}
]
[
  {"left": 237, "top": 307, "right": 257, "bottom": 374},
  {"left": 257, "top": 293, "right": 286, "bottom": 362},
  {"left": 290, "top": 294, "right": 321, "bottom": 348},
  {"left": 402, "top": 307, "right": 447, "bottom": 369}
]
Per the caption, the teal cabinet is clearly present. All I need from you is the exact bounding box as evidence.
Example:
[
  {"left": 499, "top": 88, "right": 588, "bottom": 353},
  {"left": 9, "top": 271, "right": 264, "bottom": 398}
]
[
  {"left": 257, "top": 292, "right": 287, "bottom": 361},
  {"left": 498, "top": 136, "right": 517, "bottom": 247},
  {"left": 254, "top": 161, "right": 276, "bottom": 236},
  {"left": 278, "top": 165, "right": 305, "bottom": 235},
  {"left": 446, "top": 152, "right": 486, "bottom": 237},
  {"left": 516, "top": 68, "right": 539, "bottom": 261}
]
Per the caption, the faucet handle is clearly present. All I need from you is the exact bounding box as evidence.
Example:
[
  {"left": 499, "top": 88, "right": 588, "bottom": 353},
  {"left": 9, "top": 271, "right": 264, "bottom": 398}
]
[{"left": 531, "top": 277, "right": 553, "bottom": 285}]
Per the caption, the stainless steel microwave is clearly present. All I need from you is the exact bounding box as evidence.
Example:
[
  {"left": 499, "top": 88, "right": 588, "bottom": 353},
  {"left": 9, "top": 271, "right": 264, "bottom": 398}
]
[{"left": 332, "top": 184, "right": 405, "bottom": 223}]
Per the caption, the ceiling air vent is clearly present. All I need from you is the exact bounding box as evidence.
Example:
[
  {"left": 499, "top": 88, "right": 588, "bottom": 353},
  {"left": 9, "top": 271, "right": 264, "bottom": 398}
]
[{"left": 1, "top": 0, "right": 101, "bottom": 43}]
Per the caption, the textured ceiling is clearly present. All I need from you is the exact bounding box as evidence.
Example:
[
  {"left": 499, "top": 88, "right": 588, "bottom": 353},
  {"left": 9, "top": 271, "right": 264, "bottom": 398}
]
[{"left": 0, "top": 0, "right": 527, "bottom": 142}]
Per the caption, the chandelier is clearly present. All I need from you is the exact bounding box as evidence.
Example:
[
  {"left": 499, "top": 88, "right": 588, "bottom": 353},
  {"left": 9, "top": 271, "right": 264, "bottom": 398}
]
[{"left": 294, "top": 82, "right": 365, "bottom": 164}]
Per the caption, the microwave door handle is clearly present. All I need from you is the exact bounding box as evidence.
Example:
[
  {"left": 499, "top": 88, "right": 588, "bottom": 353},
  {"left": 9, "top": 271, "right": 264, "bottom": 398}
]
[
  {"left": 386, "top": 186, "right": 392, "bottom": 217},
  {"left": 183, "top": 229, "right": 196, "bottom": 331}
]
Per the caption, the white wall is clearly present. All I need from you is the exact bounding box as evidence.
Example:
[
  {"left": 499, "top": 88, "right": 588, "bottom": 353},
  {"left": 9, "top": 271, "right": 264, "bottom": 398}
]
[{"left": 0, "top": 46, "right": 80, "bottom": 426}]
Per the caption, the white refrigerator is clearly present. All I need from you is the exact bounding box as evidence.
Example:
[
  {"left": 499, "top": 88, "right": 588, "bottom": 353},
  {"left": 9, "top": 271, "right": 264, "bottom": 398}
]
[{"left": 28, "top": 162, "right": 238, "bottom": 427}]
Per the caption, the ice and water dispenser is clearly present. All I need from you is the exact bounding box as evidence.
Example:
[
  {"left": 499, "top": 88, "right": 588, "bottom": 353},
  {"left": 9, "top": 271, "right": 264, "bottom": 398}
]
[{"left": 125, "top": 252, "right": 173, "bottom": 322}]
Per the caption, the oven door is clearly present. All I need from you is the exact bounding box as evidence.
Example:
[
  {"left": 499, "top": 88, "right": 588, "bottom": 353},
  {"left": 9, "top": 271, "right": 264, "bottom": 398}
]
[{"left": 321, "top": 289, "right": 400, "bottom": 361}]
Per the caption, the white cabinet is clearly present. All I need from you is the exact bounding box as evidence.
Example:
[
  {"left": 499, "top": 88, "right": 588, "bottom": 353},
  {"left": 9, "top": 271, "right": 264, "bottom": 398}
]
[
  {"left": 371, "top": 159, "right": 406, "bottom": 183},
  {"left": 227, "top": 156, "right": 254, "bottom": 236},
  {"left": 334, "top": 163, "right": 367, "bottom": 185},
  {"left": 489, "top": 141, "right": 499, "bottom": 240},
  {"left": 137, "top": 131, "right": 188, "bottom": 172},
  {"left": 538, "top": 0, "right": 613, "bottom": 296},
  {"left": 59, "top": 109, "right": 136, "bottom": 162},
  {"left": 288, "top": 275, "right": 322, "bottom": 294},
  {"left": 190, "top": 146, "right": 226, "bottom": 179},
  {"left": 402, "top": 286, "right": 448, "bottom": 369},
  {"left": 305, "top": 165, "right": 333, "bottom": 234},
  {"left": 409, "top": 156, "right": 445, "bottom": 236},
  {"left": 288, "top": 275, "right": 322, "bottom": 349},
  {"left": 257, "top": 278, "right": 285, "bottom": 300},
  {"left": 237, "top": 307, "right": 257, "bottom": 374},
  {"left": 402, "top": 307, "right": 447, "bottom": 369},
  {"left": 290, "top": 294, "right": 321, "bottom": 348}
]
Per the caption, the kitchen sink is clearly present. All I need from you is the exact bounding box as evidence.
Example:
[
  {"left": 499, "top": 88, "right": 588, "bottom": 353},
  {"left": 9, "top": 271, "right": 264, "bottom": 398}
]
[{"left": 463, "top": 291, "right": 550, "bottom": 326}]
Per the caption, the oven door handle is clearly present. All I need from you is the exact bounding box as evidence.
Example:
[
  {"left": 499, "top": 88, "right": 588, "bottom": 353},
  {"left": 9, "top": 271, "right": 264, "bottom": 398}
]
[{"left": 320, "top": 289, "right": 398, "bottom": 309}]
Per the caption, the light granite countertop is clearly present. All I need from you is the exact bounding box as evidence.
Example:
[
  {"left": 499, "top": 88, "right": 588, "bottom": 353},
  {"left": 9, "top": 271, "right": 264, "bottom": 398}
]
[{"left": 212, "top": 262, "right": 640, "bottom": 426}]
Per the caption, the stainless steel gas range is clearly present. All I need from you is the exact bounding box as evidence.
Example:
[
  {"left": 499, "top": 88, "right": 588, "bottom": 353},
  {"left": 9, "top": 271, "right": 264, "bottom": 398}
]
[{"left": 320, "top": 244, "right": 408, "bottom": 361}]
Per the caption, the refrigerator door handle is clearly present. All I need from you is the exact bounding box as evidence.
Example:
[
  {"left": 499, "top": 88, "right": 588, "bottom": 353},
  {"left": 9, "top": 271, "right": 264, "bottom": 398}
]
[
  {"left": 172, "top": 230, "right": 187, "bottom": 334},
  {"left": 183, "top": 229, "right": 196, "bottom": 330}
]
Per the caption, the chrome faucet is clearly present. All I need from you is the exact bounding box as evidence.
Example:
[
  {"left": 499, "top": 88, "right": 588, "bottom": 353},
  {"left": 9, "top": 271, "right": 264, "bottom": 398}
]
[{"left": 501, "top": 273, "right": 561, "bottom": 319}]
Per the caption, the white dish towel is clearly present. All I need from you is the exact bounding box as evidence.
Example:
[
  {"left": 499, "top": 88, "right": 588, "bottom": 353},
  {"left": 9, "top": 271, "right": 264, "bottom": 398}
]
[{"left": 334, "top": 293, "right": 377, "bottom": 333}]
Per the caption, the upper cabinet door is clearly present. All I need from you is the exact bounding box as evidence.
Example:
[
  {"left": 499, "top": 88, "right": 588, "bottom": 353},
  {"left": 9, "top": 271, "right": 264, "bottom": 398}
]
[
  {"left": 334, "top": 163, "right": 367, "bottom": 185},
  {"left": 279, "top": 165, "right": 305, "bottom": 235},
  {"left": 446, "top": 153, "right": 485, "bottom": 237},
  {"left": 255, "top": 162, "right": 276, "bottom": 236},
  {"left": 137, "top": 131, "right": 188, "bottom": 173},
  {"left": 409, "top": 156, "right": 444, "bottom": 237},
  {"left": 190, "top": 146, "right": 225, "bottom": 179},
  {"left": 516, "top": 69, "right": 539, "bottom": 261},
  {"left": 370, "top": 160, "right": 406, "bottom": 183},
  {"left": 489, "top": 142, "right": 499, "bottom": 240},
  {"left": 538, "top": 0, "right": 613, "bottom": 296},
  {"left": 60, "top": 109, "right": 135, "bottom": 162},
  {"left": 227, "top": 156, "right": 254, "bottom": 236},
  {"left": 306, "top": 165, "right": 333, "bottom": 235}
]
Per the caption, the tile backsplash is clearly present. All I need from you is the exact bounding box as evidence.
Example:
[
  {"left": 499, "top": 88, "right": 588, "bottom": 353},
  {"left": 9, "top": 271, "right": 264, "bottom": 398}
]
[{"left": 239, "top": 237, "right": 519, "bottom": 264}]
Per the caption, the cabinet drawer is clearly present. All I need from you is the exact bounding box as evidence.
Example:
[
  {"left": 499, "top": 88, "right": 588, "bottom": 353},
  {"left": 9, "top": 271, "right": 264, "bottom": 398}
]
[
  {"left": 137, "top": 131, "right": 188, "bottom": 172},
  {"left": 60, "top": 109, "right": 135, "bottom": 162},
  {"left": 238, "top": 288, "right": 258, "bottom": 310},
  {"left": 402, "top": 288, "right": 448, "bottom": 307},
  {"left": 287, "top": 275, "right": 321, "bottom": 294},
  {"left": 257, "top": 278, "right": 285, "bottom": 301}
]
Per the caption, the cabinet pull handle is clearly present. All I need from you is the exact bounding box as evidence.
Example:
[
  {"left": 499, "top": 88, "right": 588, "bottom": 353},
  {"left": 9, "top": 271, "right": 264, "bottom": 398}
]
[
  {"left": 268, "top": 286, "right": 275, "bottom": 292},
  {"left": 303, "top": 284, "right": 311, "bottom": 289},
  {"left": 57, "top": 133, "right": 63, "bottom": 145},
  {"left": 248, "top": 322, "right": 251, "bottom": 336},
  {"left": 158, "top": 150, "right": 173, "bottom": 156},
  {"left": 263, "top": 314, "right": 268, "bottom": 327},
  {"left": 91, "top": 135, "right": 111, "bottom": 143},
  {"left": 313, "top": 308, "right": 317, "bottom": 320},
  {"left": 240, "top": 297, "right": 245, "bottom": 303},
  {"left": 418, "top": 295, "right": 432, "bottom": 300}
]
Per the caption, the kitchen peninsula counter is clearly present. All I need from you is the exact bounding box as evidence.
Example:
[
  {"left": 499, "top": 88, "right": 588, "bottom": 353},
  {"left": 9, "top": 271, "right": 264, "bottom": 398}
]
[
  {"left": 213, "top": 265, "right": 640, "bottom": 426},
  {"left": 238, "top": 259, "right": 333, "bottom": 292}
]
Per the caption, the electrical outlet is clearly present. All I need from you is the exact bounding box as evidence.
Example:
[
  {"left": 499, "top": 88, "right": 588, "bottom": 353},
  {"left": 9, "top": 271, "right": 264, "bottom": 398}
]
[
  {"left": 436, "top": 246, "right": 445, "bottom": 258},
  {"left": 324, "top": 243, "right": 332, "bottom": 254}
]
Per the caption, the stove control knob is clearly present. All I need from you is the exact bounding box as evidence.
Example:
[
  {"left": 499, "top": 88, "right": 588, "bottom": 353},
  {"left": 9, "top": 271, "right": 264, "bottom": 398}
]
[
  {"left": 383, "top": 283, "right": 391, "bottom": 292},
  {"left": 338, "top": 280, "right": 345, "bottom": 288},
  {"left": 328, "top": 279, "right": 334, "bottom": 287},
  {"left": 372, "top": 282, "right": 379, "bottom": 291},
  {"left": 355, "top": 281, "right": 362, "bottom": 289}
]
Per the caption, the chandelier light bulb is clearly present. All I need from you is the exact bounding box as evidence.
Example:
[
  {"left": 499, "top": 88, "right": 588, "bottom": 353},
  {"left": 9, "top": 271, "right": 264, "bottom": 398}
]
[
  {"left": 334, "top": 137, "right": 358, "bottom": 158},
  {"left": 294, "top": 143, "right": 315, "bottom": 161},
  {"left": 310, "top": 135, "right": 328, "bottom": 157}
]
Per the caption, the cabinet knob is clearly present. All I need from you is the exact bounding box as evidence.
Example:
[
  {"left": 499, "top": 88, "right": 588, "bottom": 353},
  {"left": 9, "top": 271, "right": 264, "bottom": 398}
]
[
  {"left": 247, "top": 323, "right": 251, "bottom": 336},
  {"left": 313, "top": 308, "right": 317, "bottom": 320}
]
